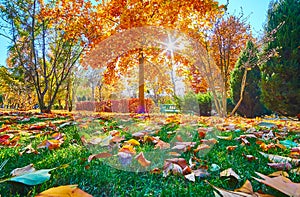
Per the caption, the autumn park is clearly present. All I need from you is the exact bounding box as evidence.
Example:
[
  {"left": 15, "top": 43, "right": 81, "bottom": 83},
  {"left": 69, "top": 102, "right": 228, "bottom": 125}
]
[{"left": 0, "top": 0, "right": 299, "bottom": 196}]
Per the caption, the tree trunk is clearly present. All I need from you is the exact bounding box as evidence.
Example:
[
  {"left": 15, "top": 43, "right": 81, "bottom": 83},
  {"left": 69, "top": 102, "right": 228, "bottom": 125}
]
[
  {"left": 230, "top": 69, "right": 248, "bottom": 116},
  {"left": 138, "top": 49, "right": 145, "bottom": 113}
]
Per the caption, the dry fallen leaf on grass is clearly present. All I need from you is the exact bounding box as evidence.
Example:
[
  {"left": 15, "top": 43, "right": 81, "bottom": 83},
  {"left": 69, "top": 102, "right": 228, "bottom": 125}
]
[
  {"left": 268, "top": 171, "right": 289, "bottom": 177},
  {"left": 253, "top": 172, "right": 300, "bottom": 197},
  {"left": 220, "top": 168, "right": 241, "bottom": 181},
  {"left": 259, "top": 152, "right": 300, "bottom": 166},
  {"left": 267, "top": 162, "right": 292, "bottom": 170},
  {"left": 135, "top": 152, "right": 151, "bottom": 167},
  {"left": 35, "top": 185, "right": 92, "bottom": 197},
  {"left": 11, "top": 164, "right": 35, "bottom": 177},
  {"left": 37, "top": 139, "right": 62, "bottom": 150},
  {"left": 226, "top": 145, "right": 238, "bottom": 152},
  {"left": 184, "top": 173, "right": 195, "bottom": 182},
  {"left": 88, "top": 152, "right": 113, "bottom": 162},
  {"left": 208, "top": 179, "right": 275, "bottom": 197}
]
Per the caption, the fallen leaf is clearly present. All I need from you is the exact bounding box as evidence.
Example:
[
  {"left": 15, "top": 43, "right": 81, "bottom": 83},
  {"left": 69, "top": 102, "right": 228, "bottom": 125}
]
[
  {"left": 37, "top": 140, "right": 61, "bottom": 150},
  {"left": 135, "top": 152, "right": 151, "bottom": 167},
  {"left": 168, "top": 152, "right": 181, "bottom": 157},
  {"left": 171, "top": 144, "right": 186, "bottom": 152},
  {"left": 125, "top": 139, "right": 140, "bottom": 146},
  {"left": 0, "top": 134, "right": 10, "bottom": 145},
  {"left": 242, "top": 154, "right": 257, "bottom": 162},
  {"left": 119, "top": 145, "right": 136, "bottom": 154},
  {"left": 36, "top": 185, "right": 92, "bottom": 197},
  {"left": 110, "top": 136, "right": 125, "bottom": 143},
  {"left": 88, "top": 152, "right": 113, "bottom": 162},
  {"left": 0, "top": 126, "right": 9, "bottom": 133},
  {"left": 290, "top": 167, "right": 300, "bottom": 175},
  {"left": 172, "top": 163, "right": 183, "bottom": 175},
  {"left": 51, "top": 133, "right": 63, "bottom": 140},
  {"left": 194, "top": 144, "right": 210, "bottom": 153},
  {"left": 217, "top": 135, "right": 232, "bottom": 140},
  {"left": 220, "top": 168, "right": 241, "bottom": 180},
  {"left": 154, "top": 140, "right": 170, "bottom": 149},
  {"left": 226, "top": 145, "right": 238, "bottom": 152},
  {"left": 279, "top": 140, "right": 298, "bottom": 148},
  {"left": 268, "top": 171, "right": 289, "bottom": 177},
  {"left": 207, "top": 180, "right": 253, "bottom": 197},
  {"left": 234, "top": 180, "right": 253, "bottom": 194},
  {"left": 11, "top": 164, "right": 36, "bottom": 177},
  {"left": 165, "top": 158, "right": 188, "bottom": 169},
  {"left": 253, "top": 172, "right": 300, "bottom": 197},
  {"left": 259, "top": 152, "right": 300, "bottom": 166},
  {"left": 1, "top": 168, "right": 54, "bottom": 186},
  {"left": 185, "top": 173, "right": 195, "bottom": 182},
  {"left": 150, "top": 168, "right": 161, "bottom": 174},
  {"left": 267, "top": 162, "right": 292, "bottom": 170}
]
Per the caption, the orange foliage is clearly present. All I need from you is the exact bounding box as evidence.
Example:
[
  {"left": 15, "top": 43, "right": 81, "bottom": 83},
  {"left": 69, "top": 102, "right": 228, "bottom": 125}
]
[{"left": 210, "top": 14, "right": 253, "bottom": 93}]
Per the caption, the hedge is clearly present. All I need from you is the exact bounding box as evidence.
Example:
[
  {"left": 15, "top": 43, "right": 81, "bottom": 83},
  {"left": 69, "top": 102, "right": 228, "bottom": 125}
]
[{"left": 76, "top": 98, "right": 155, "bottom": 113}]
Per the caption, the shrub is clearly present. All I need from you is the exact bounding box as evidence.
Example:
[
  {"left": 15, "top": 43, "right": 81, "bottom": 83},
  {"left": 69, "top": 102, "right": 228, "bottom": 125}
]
[
  {"left": 182, "top": 92, "right": 212, "bottom": 116},
  {"left": 76, "top": 98, "right": 155, "bottom": 113},
  {"left": 261, "top": 0, "right": 300, "bottom": 116}
]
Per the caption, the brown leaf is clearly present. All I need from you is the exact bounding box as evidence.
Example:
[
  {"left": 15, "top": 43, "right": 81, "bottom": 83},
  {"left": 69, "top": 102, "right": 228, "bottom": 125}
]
[
  {"left": 88, "top": 152, "right": 113, "bottom": 162},
  {"left": 268, "top": 171, "right": 289, "bottom": 177},
  {"left": 171, "top": 144, "right": 186, "bottom": 152},
  {"left": 194, "top": 144, "right": 210, "bottom": 153},
  {"left": 220, "top": 168, "right": 241, "bottom": 180},
  {"left": 207, "top": 180, "right": 254, "bottom": 197},
  {"left": 242, "top": 154, "right": 257, "bottom": 162},
  {"left": 37, "top": 139, "right": 62, "bottom": 150},
  {"left": 234, "top": 180, "right": 253, "bottom": 194},
  {"left": 253, "top": 172, "right": 300, "bottom": 197},
  {"left": 168, "top": 152, "right": 181, "bottom": 157},
  {"left": 226, "top": 145, "right": 238, "bottom": 152},
  {"left": 135, "top": 152, "right": 151, "bottom": 167},
  {"left": 165, "top": 158, "right": 188, "bottom": 169},
  {"left": 267, "top": 162, "right": 292, "bottom": 170},
  {"left": 154, "top": 140, "right": 170, "bottom": 149}
]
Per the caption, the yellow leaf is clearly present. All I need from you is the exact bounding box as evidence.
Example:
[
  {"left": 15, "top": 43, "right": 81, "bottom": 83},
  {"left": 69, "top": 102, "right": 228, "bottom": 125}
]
[
  {"left": 125, "top": 139, "right": 140, "bottom": 146},
  {"left": 36, "top": 185, "right": 92, "bottom": 197},
  {"left": 119, "top": 145, "right": 136, "bottom": 154}
]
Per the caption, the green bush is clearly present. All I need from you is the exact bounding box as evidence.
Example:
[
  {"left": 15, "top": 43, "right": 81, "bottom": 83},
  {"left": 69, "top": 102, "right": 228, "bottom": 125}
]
[
  {"left": 261, "top": 0, "right": 300, "bottom": 117},
  {"left": 182, "top": 92, "right": 212, "bottom": 116}
]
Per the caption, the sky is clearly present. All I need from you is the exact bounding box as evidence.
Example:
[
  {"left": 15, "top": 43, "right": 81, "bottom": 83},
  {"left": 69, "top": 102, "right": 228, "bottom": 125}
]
[{"left": 0, "top": 0, "right": 271, "bottom": 67}]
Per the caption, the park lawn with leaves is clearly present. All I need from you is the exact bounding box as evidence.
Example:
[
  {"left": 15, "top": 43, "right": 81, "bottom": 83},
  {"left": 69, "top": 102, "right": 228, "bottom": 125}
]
[{"left": 0, "top": 111, "right": 299, "bottom": 197}]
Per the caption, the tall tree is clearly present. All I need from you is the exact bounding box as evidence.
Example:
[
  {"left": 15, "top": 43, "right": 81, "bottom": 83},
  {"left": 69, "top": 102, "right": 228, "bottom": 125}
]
[
  {"left": 85, "top": 0, "right": 224, "bottom": 113},
  {"left": 0, "top": 0, "right": 97, "bottom": 112},
  {"left": 210, "top": 12, "right": 253, "bottom": 114},
  {"left": 261, "top": 0, "right": 300, "bottom": 117}
]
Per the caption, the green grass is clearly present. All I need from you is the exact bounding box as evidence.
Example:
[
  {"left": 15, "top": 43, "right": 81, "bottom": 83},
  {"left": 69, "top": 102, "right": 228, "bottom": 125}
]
[{"left": 0, "top": 114, "right": 299, "bottom": 196}]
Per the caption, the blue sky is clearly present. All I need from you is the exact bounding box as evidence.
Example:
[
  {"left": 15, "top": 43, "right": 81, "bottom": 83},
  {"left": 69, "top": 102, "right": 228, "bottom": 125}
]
[{"left": 0, "top": 0, "right": 271, "bottom": 66}]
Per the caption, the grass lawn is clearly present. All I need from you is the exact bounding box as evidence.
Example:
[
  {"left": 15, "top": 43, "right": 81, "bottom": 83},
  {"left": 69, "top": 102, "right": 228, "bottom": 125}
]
[{"left": 0, "top": 111, "right": 299, "bottom": 196}]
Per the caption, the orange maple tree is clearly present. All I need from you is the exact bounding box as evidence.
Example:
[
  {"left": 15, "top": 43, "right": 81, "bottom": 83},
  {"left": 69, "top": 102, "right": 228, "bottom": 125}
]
[{"left": 84, "top": 0, "right": 225, "bottom": 113}]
